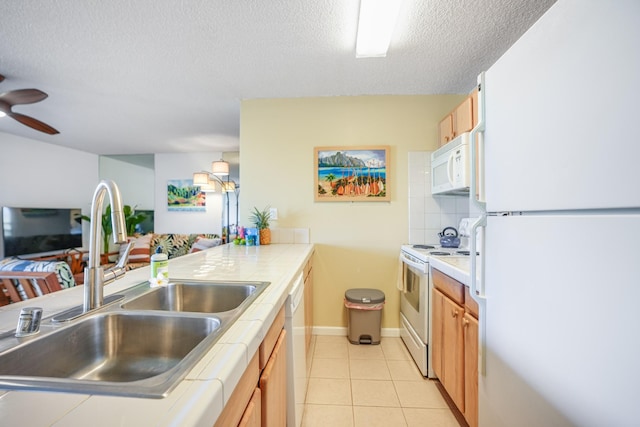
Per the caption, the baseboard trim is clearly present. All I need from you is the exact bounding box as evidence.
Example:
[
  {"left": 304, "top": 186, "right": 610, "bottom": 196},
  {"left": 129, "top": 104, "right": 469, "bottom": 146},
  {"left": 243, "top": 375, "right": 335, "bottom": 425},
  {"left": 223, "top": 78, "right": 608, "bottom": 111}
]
[{"left": 312, "top": 326, "right": 401, "bottom": 337}]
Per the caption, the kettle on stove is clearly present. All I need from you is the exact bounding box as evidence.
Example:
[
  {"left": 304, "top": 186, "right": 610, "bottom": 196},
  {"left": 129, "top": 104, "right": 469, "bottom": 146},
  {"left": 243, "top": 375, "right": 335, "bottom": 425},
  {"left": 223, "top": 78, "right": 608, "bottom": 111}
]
[{"left": 439, "top": 226, "right": 460, "bottom": 248}]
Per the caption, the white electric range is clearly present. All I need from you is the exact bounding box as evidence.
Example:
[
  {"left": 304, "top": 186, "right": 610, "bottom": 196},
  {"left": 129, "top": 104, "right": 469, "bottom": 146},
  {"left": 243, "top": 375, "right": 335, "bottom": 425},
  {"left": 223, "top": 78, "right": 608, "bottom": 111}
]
[{"left": 399, "top": 224, "right": 478, "bottom": 377}]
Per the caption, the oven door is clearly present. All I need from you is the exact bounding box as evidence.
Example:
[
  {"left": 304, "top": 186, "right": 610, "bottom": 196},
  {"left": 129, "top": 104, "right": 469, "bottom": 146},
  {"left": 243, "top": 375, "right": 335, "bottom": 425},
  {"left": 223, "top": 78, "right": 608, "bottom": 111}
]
[{"left": 399, "top": 254, "right": 428, "bottom": 341}]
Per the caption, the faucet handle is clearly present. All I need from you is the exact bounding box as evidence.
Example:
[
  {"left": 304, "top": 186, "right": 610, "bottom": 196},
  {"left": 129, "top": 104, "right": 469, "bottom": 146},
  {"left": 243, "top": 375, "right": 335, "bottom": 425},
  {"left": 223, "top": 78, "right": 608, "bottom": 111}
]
[
  {"left": 103, "top": 241, "right": 133, "bottom": 284},
  {"left": 114, "top": 242, "right": 134, "bottom": 269}
]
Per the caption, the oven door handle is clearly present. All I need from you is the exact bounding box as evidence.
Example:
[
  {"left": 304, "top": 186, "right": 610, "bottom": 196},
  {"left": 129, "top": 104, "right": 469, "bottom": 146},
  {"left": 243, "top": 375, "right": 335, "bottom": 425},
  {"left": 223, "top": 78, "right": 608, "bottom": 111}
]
[{"left": 400, "top": 252, "right": 427, "bottom": 272}]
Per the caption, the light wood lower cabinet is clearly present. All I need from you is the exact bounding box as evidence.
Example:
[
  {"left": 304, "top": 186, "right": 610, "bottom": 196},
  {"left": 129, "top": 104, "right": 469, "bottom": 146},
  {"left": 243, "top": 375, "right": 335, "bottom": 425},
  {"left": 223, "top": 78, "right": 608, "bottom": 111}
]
[
  {"left": 432, "top": 288, "right": 465, "bottom": 411},
  {"left": 238, "top": 388, "right": 261, "bottom": 427},
  {"left": 432, "top": 268, "right": 479, "bottom": 427},
  {"left": 260, "top": 329, "right": 287, "bottom": 427},
  {"left": 214, "top": 305, "right": 287, "bottom": 427},
  {"left": 214, "top": 352, "right": 260, "bottom": 427},
  {"left": 463, "top": 312, "right": 479, "bottom": 427}
]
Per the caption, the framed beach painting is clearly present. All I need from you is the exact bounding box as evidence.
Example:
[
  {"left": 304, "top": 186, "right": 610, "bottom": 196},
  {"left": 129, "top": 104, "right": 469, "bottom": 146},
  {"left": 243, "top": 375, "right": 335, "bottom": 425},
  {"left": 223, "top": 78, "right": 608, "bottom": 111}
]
[{"left": 314, "top": 146, "right": 390, "bottom": 202}]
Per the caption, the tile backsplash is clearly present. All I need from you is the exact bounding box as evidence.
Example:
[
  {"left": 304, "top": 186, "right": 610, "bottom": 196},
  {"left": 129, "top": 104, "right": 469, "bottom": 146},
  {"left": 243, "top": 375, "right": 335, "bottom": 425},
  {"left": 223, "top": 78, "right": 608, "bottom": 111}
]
[{"left": 408, "top": 151, "right": 470, "bottom": 244}]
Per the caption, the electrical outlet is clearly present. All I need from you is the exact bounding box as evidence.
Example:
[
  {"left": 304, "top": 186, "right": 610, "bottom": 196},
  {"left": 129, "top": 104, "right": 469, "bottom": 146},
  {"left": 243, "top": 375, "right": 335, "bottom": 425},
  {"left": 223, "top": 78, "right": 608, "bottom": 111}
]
[{"left": 269, "top": 207, "right": 278, "bottom": 220}]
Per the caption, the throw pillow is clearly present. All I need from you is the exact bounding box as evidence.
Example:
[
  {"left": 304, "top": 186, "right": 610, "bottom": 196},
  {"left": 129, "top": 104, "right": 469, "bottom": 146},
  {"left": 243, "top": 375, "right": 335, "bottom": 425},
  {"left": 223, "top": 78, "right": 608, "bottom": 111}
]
[
  {"left": 121, "top": 234, "right": 152, "bottom": 263},
  {"left": 189, "top": 236, "right": 222, "bottom": 253}
]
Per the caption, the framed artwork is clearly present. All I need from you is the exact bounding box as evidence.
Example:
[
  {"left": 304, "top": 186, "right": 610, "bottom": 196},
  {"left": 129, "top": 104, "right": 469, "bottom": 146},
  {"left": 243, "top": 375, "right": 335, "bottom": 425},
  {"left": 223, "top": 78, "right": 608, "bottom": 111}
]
[
  {"left": 167, "top": 179, "right": 206, "bottom": 211},
  {"left": 314, "top": 146, "right": 390, "bottom": 202}
]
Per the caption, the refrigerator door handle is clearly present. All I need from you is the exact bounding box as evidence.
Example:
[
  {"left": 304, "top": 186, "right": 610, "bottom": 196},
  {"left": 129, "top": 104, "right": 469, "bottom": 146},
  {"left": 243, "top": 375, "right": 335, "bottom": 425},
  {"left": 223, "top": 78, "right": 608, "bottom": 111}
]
[
  {"left": 470, "top": 213, "right": 487, "bottom": 376},
  {"left": 470, "top": 71, "right": 486, "bottom": 212},
  {"left": 470, "top": 214, "right": 486, "bottom": 301}
]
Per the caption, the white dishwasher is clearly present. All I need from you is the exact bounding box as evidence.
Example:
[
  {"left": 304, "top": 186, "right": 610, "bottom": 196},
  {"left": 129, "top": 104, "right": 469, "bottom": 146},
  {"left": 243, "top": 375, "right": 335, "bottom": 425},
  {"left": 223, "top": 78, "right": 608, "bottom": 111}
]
[{"left": 285, "top": 273, "right": 307, "bottom": 427}]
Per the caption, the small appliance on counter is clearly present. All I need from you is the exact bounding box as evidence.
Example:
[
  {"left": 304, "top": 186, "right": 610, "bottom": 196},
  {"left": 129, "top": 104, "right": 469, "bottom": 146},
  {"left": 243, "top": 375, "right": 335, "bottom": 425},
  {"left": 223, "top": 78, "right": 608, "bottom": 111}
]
[{"left": 438, "top": 227, "right": 460, "bottom": 248}]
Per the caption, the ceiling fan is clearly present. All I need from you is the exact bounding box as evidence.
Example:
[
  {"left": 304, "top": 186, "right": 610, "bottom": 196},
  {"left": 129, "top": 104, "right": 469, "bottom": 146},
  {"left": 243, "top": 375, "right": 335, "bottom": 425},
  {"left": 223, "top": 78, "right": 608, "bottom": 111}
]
[{"left": 0, "top": 74, "right": 59, "bottom": 135}]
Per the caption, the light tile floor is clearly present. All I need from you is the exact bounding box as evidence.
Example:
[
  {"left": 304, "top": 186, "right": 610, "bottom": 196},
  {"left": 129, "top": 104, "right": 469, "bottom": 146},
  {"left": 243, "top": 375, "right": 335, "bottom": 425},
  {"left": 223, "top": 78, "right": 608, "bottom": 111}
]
[{"left": 301, "top": 335, "right": 462, "bottom": 427}]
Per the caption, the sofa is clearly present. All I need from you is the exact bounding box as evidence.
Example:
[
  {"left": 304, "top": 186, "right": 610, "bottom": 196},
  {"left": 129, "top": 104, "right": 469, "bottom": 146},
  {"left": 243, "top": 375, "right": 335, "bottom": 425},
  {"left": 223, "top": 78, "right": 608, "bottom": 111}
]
[{"left": 115, "top": 233, "right": 222, "bottom": 270}]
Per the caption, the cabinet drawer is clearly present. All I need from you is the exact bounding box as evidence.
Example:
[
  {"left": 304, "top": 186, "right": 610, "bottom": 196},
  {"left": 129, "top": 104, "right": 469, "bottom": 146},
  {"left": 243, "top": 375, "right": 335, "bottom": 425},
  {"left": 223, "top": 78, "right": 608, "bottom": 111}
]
[
  {"left": 259, "top": 305, "right": 285, "bottom": 370},
  {"left": 432, "top": 268, "right": 464, "bottom": 305}
]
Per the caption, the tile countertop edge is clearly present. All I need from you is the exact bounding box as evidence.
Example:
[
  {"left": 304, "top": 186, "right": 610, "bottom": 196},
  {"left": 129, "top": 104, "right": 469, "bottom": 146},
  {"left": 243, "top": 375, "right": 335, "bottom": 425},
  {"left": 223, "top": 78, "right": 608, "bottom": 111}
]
[
  {"left": 428, "top": 256, "right": 471, "bottom": 286},
  {"left": 0, "top": 243, "right": 315, "bottom": 427}
]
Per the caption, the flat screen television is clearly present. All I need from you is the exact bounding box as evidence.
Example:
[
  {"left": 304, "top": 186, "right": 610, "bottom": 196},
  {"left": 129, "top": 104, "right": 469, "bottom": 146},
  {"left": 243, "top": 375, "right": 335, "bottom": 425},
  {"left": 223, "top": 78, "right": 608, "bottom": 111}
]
[{"left": 1, "top": 207, "right": 83, "bottom": 257}]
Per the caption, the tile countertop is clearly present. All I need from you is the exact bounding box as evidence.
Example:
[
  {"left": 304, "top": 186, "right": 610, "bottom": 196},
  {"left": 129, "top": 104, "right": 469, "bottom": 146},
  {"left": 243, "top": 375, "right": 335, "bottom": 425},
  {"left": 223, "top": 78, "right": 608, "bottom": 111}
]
[
  {"left": 0, "top": 243, "right": 314, "bottom": 427},
  {"left": 428, "top": 255, "right": 473, "bottom": 286}
]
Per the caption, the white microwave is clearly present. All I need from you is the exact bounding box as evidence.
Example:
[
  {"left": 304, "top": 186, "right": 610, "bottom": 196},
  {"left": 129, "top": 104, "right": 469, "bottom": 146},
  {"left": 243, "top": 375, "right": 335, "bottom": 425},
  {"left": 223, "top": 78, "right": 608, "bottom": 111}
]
[{"left": 431, "top": 132, "right": 471, "bottom": 195}]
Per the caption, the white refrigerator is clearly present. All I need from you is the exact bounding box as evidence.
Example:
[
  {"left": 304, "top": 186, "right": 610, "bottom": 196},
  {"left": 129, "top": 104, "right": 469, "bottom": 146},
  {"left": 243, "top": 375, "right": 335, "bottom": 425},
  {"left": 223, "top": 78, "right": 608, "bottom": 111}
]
[{"left": 470, "top": 1, "right": 640, "bottom": 426}]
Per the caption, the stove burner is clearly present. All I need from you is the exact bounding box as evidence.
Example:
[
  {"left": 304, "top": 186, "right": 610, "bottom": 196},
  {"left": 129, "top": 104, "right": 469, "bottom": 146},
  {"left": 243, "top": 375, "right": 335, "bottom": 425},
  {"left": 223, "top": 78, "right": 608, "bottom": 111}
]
[
  {"left": 430, "top": 251, "right": 450, "bottom": 256},
  {"left": 456, "top": 250, "right": 479, "bottom": 256},
  {"left": 413, "top": 244, "right": 435, "bottom": 249}
]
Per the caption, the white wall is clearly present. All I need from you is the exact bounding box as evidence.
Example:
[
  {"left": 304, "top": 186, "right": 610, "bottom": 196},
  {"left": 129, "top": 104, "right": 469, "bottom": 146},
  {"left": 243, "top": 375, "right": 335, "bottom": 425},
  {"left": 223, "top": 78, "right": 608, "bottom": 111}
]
[
  {"left": 154, "top": 152, "right": 224, "bottom": 235},
  {"left": 99, "top": 156, "right": 154, "bottom": 210},
  {"left": 0, "top": 132, "right": 99, "bottom": 255}
]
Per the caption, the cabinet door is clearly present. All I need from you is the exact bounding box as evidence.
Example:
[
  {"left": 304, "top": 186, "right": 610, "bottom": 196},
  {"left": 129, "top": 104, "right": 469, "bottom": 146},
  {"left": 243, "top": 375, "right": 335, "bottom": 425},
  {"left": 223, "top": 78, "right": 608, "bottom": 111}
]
[
  {"left": 470, "top": 88, "right": 479, "bottom": 129},
  {"left": 439, "top": 113, "right": 454, "bottom": 146},
  {"left": 431, "top": 288, "right": 444, "bottom": 378},
  {"left": 260, "top": 329, "right": 287, "bottom": 427},
  {"left": 463, "top": 313, "right": 479, "bottom": 427},
  {"left": 454, "top": 96, "right": 474, "bottom": 136},
  {"left": 441, "top": 291, "right": 465, "bottom": 411},
  {"left": 238, "top": 388, "right": 262, "bottom": 427}
]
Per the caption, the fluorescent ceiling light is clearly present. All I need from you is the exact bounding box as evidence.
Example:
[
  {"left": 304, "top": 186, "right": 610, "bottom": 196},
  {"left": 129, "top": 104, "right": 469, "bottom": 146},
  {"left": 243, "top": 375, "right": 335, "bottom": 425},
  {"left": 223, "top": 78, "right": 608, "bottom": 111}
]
[{"left": 356, "top": 0, "right": 403, "bottom": 58}]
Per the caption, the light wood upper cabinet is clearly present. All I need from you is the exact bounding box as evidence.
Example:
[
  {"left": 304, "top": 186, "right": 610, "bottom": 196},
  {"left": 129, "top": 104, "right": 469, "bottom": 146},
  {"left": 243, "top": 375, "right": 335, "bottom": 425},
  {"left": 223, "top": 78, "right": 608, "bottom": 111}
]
[
  {"left": 438, "top": 113, "right": 455, "bottom": 147},
  {"left": 454, "top": 96, "right": 474, "bottom": 137},
  {"left": 438, "top": 89, "right": 479, "bottom": 147}
]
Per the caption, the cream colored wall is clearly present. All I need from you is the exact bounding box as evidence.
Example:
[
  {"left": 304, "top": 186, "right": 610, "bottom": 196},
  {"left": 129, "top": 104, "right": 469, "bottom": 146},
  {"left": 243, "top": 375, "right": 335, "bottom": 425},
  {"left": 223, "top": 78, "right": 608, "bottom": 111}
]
[{"left": 240, "top": 95, "right": 465, "bottom": 329}]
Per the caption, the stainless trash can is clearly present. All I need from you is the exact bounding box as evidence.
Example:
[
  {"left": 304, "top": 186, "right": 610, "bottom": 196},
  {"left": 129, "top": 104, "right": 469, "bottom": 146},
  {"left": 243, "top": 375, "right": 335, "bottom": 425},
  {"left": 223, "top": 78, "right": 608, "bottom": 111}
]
[{"left": 344, "top": 288, "right": 385, "bottom": 345}]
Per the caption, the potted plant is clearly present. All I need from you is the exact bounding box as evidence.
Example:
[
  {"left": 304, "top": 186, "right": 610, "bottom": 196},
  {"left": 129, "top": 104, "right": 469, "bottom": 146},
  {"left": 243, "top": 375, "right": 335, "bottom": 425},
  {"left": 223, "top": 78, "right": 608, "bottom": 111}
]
[
  {"left": 250, "top": 206, "right": 272, "bottom": 245},
  {"left": 81, "top": 205, "right": 147, "bottom": 257}
]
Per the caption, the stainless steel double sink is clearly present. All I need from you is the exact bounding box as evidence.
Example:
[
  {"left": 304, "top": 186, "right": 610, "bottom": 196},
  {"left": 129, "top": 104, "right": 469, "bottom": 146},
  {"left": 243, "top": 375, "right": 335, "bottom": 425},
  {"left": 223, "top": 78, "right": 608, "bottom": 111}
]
[{"left": 0, "top": 280, "right": 269, "bottom": 398}]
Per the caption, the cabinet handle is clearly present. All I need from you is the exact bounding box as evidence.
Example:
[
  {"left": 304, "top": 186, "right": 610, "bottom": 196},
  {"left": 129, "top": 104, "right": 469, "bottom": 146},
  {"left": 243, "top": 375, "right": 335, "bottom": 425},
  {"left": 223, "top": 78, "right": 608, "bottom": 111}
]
[
  {"left": 463, "top": 318, "right": 469, "bottom": 327},
  {"left": 451, "top": 310, "right": 458, "bottom": 318}
]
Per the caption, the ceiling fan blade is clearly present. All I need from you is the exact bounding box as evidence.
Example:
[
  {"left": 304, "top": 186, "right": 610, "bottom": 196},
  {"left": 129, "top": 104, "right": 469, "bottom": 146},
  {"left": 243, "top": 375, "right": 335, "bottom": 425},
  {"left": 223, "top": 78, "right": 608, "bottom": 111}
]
[
  {"left": 0, "top": 89, "right": 48, "bottom": 105},
  {"left": 8, "top": 112, "right": 59, "bottom": 135}
]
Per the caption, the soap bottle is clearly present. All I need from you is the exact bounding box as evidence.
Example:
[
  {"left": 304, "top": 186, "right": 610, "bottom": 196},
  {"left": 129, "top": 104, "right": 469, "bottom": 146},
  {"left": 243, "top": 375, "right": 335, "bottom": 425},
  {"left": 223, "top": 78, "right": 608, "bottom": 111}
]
[{"left": 150, "top": 246, "right": 169, "bottom": 286}]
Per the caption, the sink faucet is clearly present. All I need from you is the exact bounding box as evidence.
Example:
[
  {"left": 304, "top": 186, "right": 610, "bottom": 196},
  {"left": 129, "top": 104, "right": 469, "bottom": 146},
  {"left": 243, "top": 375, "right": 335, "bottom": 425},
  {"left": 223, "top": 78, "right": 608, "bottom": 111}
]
[{"left": 83, "top": 180, "right": 128, "bottom": 313}]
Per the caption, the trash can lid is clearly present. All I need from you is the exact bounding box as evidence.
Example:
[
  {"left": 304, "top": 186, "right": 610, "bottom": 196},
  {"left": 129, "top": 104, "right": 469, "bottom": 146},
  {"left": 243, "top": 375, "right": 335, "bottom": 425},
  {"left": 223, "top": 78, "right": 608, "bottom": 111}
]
[{"left": 345, "top": 288, "right": 385, "bottom": 304}]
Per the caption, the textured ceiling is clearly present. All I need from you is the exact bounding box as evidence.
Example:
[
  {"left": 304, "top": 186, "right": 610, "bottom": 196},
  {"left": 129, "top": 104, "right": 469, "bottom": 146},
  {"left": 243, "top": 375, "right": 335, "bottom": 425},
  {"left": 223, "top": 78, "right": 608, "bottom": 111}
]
[{"left": 0, "top": 0, "right": 555, "bottom": 155}]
